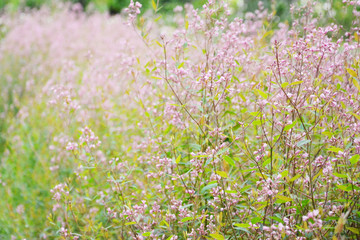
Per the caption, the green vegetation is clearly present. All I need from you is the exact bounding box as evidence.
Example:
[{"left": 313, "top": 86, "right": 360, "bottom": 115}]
[{"left": 1, "top": 0, "right": 360, "bottom": 239}]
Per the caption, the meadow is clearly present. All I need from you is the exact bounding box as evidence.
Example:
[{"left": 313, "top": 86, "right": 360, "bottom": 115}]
[{"left": 0, "top": 0, "right": 360, "bottom": 239}]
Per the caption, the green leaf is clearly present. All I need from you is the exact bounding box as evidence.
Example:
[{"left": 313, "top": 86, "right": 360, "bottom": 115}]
[
  {"left": 177, "top": 62, "right": 184, "bottom": 69},
  {"left": 223, "top": 155, "right": 235, "bottom": 167},
  {"left": 125, "top": 221, "right": 136, "bottom": 225},
  {"left": 160, "top": 220, "right": 169, "bottom": 227},
  {"left": 255, "top": 89, "right": 268, "bottom": 99},
  {"left": 322, "top": 130, "right": 333, "bottom": 138},
  {"left": 209, "top": 233, "right": 225, "bottom": 240},
  {"left": 289, "top": 174, "right": 301, "bottom": 182},
  {"left": 240, "top": 185, "right": 252, "bottom": 193},
  {"left": 201, "top": 183, "right": 218, "bottom": 193},
  {"left": 151, "top": 0, "right": 157, "bottom": 11},
  {"left": 154, "top": 15, "right": 162, "bottom": 22},
  {"left": 336, "top": 184, "right": 352, "bottom": 191},
  {"left": 142, "top": 232, "right": 151, "bottom": 236},
  {"left": 262, "top": 158, "right": 271, "bottom": 167},
  {"left": 215, "top": 171, "right": 228, "bottom": 178},
  {"left": 276, "top": 195, "right": 293, "bottom": 203},
  {"left": 281, "top": 170, "right": 289, "bottom": 178},
  {"left": 262, "top": 30, "right": 274, "bottom": 39},
  {"left": 175, "top": 155, "right": 181, "bottom": 164},
  {"left": 325, "top": 217, "right": 338, "bottom": 222},
  {"left": 297, "top": 139, "right": 311, "bottom": 147},
  {"left": 353, "top": 78, "right": 360, "bottom": 92},
  {"left": 253, "top": 119, "right": 262, "bottom": 126},
  {"left": 333, "top": 172, "right": 347, "bottom": 178},
  {"left": 327, "top": 146, "right": 343, "bottom": 153},
  {"left": 312, "top": 170, "right": 323, "bottom": 181},
  {"left": 347, "top": 226, "right": 360, "bottom": 234},
  {"left": 349, "top": 154, "right": 360, "bottom": 165},
  {"left": 155, "top": 40, "right": 162, "bottom": 47},
  {"left": 241, "top": 168, "right": 257, "bottom": 173},
  {"left": 347, "top": 68, "right": 357, "bottom": 78},
  {"left": 269, "top": 216, "right": 284, "bottom": 223},
  {"left": 225, "top": 190, "right": 237, "bottom": 194},
  {"left": 181, "top": 217, "right": 194, "bottom": 222},
  {"left": 234, "top": 223, "right": 250, "bottom": 228},
  {"left": 251, "top": 217, "right": 262, "bottom": 224},
  {"left": 281, "top": 82, "right": 289, "bottom": 88},
  {"left": 302, "top": 199, "right": 310, "bottom": 207},
  {"left": 290, "top": 81, "right": 303, "bottom": 86},
  {"left": 351, "top": 112, "right": 360, "bottom": 121},
  {"left": 180, "top": 204, "right": 193, "bottom": 209},
  {"left": 284, "top": 121, "right": 296, "bottom": 131}
]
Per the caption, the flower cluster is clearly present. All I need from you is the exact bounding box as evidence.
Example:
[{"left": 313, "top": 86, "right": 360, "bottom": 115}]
[
  {"left": 124, "top": 0, "right": 142, "bottom": 25},
  {"left": 1, "top": 0, "right": 360, "bottom": 239}
]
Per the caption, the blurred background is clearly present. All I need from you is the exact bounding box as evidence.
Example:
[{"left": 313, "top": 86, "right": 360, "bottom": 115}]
[
  {"left": 0, "top": 0, "right": 357, "bottom": 31},
  {"left": 0, "top": 0, "right": 359, "bottom": 239}
]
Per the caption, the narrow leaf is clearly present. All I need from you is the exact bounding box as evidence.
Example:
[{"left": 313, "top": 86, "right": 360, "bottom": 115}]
[
  {"left": 351, "top": 112, "right": 360, "bottom": 121},
  {"left": 181, "top": 217, "right": 194, "bottom": 222},
  {"left": 276, "top": 195, "right": 293, "bottom": 203},
  {"left": 210, "top": 233, "right": 225, "bottom": 240},
  {"left": 262, "top": 158, "right": 271, "bottom": 167},
  {"left": 347, "top": 68, "right": 357, "bottom": 78},
  {"left": 281, "top": 82, "right": 289, "bottom": 88},
  {"left": 281, "top": 170, "right": 289, "bottom": 178},
  {"left": 255, "top": 89, "right": 268, "bottom": 99},
  {"left": 333, "top": 173, "right": 347, "bottom": 178},
  {"left": 284, "top": 121, "right": 296, "bottom": 131},
  {"left": 297, "top": 139, "right": 311, "bottom": 147},
  {"left": 289, "top": 174, "right": 301, "bottom": 182},
  {"left": 151, "top": 0, "right": 157, "bottom": 11},
  {"left": 353, "top": 78, "right": 360, "bottom": 92},
  {"left": 223, "top": 155, "right": 235, "bottom": 167},
  {"left": 349, "top": 154, "right": 359, "bottom": 165},
  {"left": 234, "top": 223, "right": 250, "bottom": 228},
  {"left": 215, "top": 171, "right": 228, "bottom": 178},
  {"left": 290, "top": 81, "right": 304, "bottom": 86},
  {"left": 125, "top": 222, "right": 136, "bottom": 226},
  {"left": 347, "top": 226, "right": 360, "bottom": 234},
  {"left": 175, "top": 155, "right": 181, "bottom": 164},
  {"left": 336, "top": 184, "right": 351, "bottom": 192},
  {"left": 327, "top": 146, "right": 343, "bottom": 153},
  {"left": 201, "top": 183, "right": 217, "bottom": 193}
]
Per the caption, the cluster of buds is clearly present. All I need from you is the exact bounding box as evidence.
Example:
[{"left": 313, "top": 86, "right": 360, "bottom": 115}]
[
  {"left": 124, "top": 0, "right": 142, "bottom": 25},
  {"left": 50, "top": 183, "right": 68, "bottom": 202},
  {"left": 302, "top": 209, "right": 323, "bottom": 232}
]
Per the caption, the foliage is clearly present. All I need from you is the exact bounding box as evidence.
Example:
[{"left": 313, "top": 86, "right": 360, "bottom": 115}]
[
  {"left": 1, "top": 0, "right": 360, "bottom": 239},
  {"left": 0, "top": 0, "right": 207, "bottom": 13}
]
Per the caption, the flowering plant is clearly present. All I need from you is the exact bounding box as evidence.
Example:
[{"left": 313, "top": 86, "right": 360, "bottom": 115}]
[{"left": 0, "top": 1, "right": 360, "bottom": 239}]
